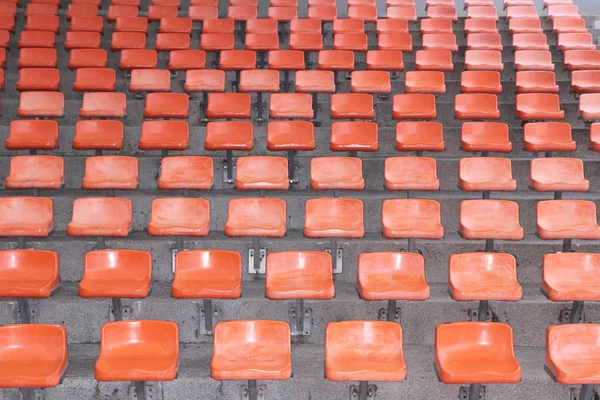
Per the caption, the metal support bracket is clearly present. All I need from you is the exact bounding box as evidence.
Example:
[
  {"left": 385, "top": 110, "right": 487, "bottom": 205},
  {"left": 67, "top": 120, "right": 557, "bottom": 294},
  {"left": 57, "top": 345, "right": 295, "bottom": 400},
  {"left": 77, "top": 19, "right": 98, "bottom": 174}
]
[
  {"left": 241, "top": 381, "right": 266, "bottom": 400},
  {"left": 248, "top": 237, "right": 266, "bottom": 274},
  {"left": 287, "top": 150, "right": 299, "bottom": 184},
  {"left": 172, "top": 237, "right": 184, "bottom": 273},
  {"left": 326, "top": 238, "right": 343, "bottom": 274},
  {"left": 289, "top": 299, "right": 312, "bottom": 336},
  {"left": 109, "top": 301, "right": 131, "bottom": 321},
  {"left": 15, "top": 299, "right": 37, "bottom": 324},
  {"left": 223, "top": 150, "right": 236, "bottom": 183},
  {"left": 485, "top": 239, "right": 494, "bottom": 252},
  {"left": 560, "top": 301, "right": 586, "bottom": 324},
  {"left": 97, "top": 236, "right": 106, "bottom": 250},
  {"left": 378, "top": 302, "right": 401, "bottom": 323},
  {"left": 468, "top": 301, "right": 491, "bottom": 322},
  {"left": 350, "top": 382, "right": 376, "bottom": 400},
  {"left": 571, "top": 385, "right": 596, "bottom": 400},
  {"left": 131, "top": 381, "right": 161, "bottom": 400},
  {"left": 198, "top": 299, "right": 220, "bottom": 335},
  {"left": 20, "top": 388, "right": 45, "bottom": 400},
  {"left": 459, "top": 384, "right": 485, "bottom": 400},
  {"left": 562, "top": 239, "right": 572, "bottom": 253}
]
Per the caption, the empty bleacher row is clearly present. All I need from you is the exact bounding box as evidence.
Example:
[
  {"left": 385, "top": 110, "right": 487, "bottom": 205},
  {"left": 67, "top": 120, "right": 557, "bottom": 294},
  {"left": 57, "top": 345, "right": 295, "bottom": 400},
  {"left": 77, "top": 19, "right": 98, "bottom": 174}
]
[{"left": 0, "top": 0, "right": 600, "bottom": 398}]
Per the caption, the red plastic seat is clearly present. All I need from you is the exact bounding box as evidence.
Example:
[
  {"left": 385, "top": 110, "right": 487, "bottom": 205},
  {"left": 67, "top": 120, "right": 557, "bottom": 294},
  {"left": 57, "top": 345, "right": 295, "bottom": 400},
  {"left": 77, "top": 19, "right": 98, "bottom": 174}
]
[
  {"left": 169, "top": 49, "right": 206, "bottom": 71},
  {"left": 225, "top": 198, "right": 286, "bottom": 237},
  {"left": 267, "top": 121, "right": 315, "bottom": 151},
  {"left": 464, "top": 50, "right": 503, "bottom": 71},
  {"left": 506, "top": 5, "right": 537, "bottom": 19},
  {"left": 545, "top": 0, "right": 574, "bottom": 7},
  {"left": 386, "top": 5, "right": 416, "bottom": 21},
  {"left": 67, "top": 197, "right": 132, "bottom": 237},
  {"left": 325, "top": 321, "right": 406, "bottom": 382},
  {"left": 245, "top": 18, "right": 277, "bottom": 35},
  {"left": 211, "top": 320, "right": 291, "bottom": 380},
  {"left": 73, "top": 120, "right": 124, "bottom": 151},
  {"left": 384, "top": 157, "right": 439, "bottom": 191},
  {"left": 350, "top": 71, "right": 391, "bottom": 94},
  {"left": 111, "top": 32, "right": 146, "bottom": 51},
  {"left": 415, "top": 49, "right": 454, "bottom": 71},
  {"left": 460, "top": 199, "right": 524, "bottom": 240},
  {"left": 461, "top": 122, "right": 511, "bottom": 153},
  {"left": 18, "top": 92, "right": 64, "bottom": 118},
  {"left": 64, "top": 31, "right": 101, "bottom": 50},
  {"left": 405, "top": 71, "right": 445, "bottom": 94},
  {"left": 542, "top": 252, "right": 600, "bottom": 302},
  {"left": 382, "top": 199, "right": 443, "bottom": 239},
  {"left": 465, "top": 18, "right": 498, "bottom": 34},
  {"left": 156, "top": 33, "right": 190, "bottom": 51},
  {"left": 530, "top": 158, "right": 588, "bottom": 192},
  {"left": 184, "top": 69, "right": 225, "bottom": 93},
  {"left": 159, "top": 17, "right": 192, "bottom": 34},
  {"left": 0, "top": 197, "right": 53, "bottom": 237},
  {"left": 564, "top": 50, "right": 600, "bottom": 71},
  {"left": 245, "top": 33, "right": 279, "bottom": 52},
  {"left": 235, "top": 156, "right": 289, "bottom": 190},
  {"left": 96, "top": 321, "right": 179, "bottom": 381},
  {"left": 205, "top": 121, "right": 253, "bottom": 151},
  {"left": 6, "top": 120, "right": 58, "bottom": 151},
  {"left": 552, "top": 17, "right": 586, "bottom": 34},
  {"left": 465, "top": 0, "right": 495, "bottom": 6},
  {"left": 376, "top": 18, "right": 408, "bottom": 34},
  {"left": 516, "top": 94, "right": 564, "bottom": 120},
  {"left": 0, "top": 249, "right": 59, "bottom": 297},
  {"left": 435, "top": 322, "right": 521, "bottom": 383},
  {"left": 420, "top": 18, "right": 453, "bottom": 35},
  {"left": 129, "top": 69, "right": 170, "bottom": 92},
  {"left": 289, "top": 33, "right": 323, "bottom": 52},
  {"left": 449, "top": 253, "right": 521, "bottom": 301},
  {"left": 508, "top": 17, "right": 542, "bottom": 34},
  {"left": 82, "top": 156, "right": 138, "bottom": 190},
  {"left": 206, "top": 93, "right": 251, "bottom": 119},
  {"left": 459, "top": 157, "right": 516, "bottom": 191},
  {"left": 580, "top": 94, "right": 600, "bottom": 121},
  {"left": 267, "top": 49, "right": 304, "bottom": 70},
  {"left": 144, "top": 93, "right": 188, "bottom": 119},
  {"left": 330, "top": 121, "right": 378, "bottom": 152},
  {"left": 347, "top": 5, "right": 377, "bottom": 21},
  {"left": 514, "top": 50, "right": 554, "bottom": 71},
  {"left": 330, "top": 93, "right": 374, "bottom": 120},
  {"left": 547, "top": 4, "right": 579, "bottom": 20},
  {"left": 158, "top": 156, "right": 213, "bottom": 190},
  {"left": 228, "top": 5, "right": 258, "bottom": 21},
  {"left": 571, "top": 70, "right": 600, "bottom": 94},
  {"left": 0, "top": 324, "right": 67, "bottom": 388},
  {"left": 421, "top": 33, "right": 457, "bottom": 52},
  {"left": 270, "top": 93, "right": 313, "bottom": 119},
  {"left": 70, "top": 15, "right": 104, "bottom": 32},
  {"left": 516, "top": 71, "right": 558, "bottom": 93},
  {"left": 25, "top": 15, "right": 59, "bottom": 32},
  {"left": 67, "top": 3, "right": 97, "bottom": 19},
  {"left": 6, "top": 156, "right": 63, "bottom": 190},
  {"left": 266, "top": 251, "right": 334, "bottom": 299},
  {"left": 335, "top": 33, "right": 368, "bottom": 51},
  {"left": 537, "top": 200, "right": 600, "bottom": 240},
  {"left": 18, "top": 48, "right": 57, "bottom": 68},
  {"left": 513, "top": 33, "right": 549, "bottom": 51},
  {"left": 546, "top": 325, "right": 600, "bottom": 385},
  {"left": 115, "top": 16, "right": 148, "bottom": 33},
  {"left": 0, "top": 3, "right": 16, "bottom": 16},
  {"left": 358, "top": 252, "right": 430, "bottom": 300},
  {"left": 455, "top": 94, "right": 499, "bottom": 120},
  {"left": 461, "top": 71, "right": 502, "bottom": 94},
  {"left": 79, "top": 250, "right": 151, "bottom": 298},
  {"left": 172, "top": 250, "right": 241, "bottom": 298},
  {"left": 188, "top": 5, "right": 219, "bottom": 21},
  {"left": 25, "top": 3, "right": 57, "bottom": 16},
  {"left": 467, "top": 33, "right": 502, "bottom": 51},
  {"left": 467, "top": 5, "right": 498, "bottom": 20},
  {"left": 378, "top": 34, "right": 414, "bottom": 54},
  {"left": 18, "top": 31, "right": 55, "bottom": 48},
  {"left": 139, "top": 120, "right": 189, "bottom": 151},
  {"left": 557, "top": 33, "right": 594, "bottom": 52},
  {"left": 16, "top": 68, "right": 59, "bottom": 91},
  {"left": 505, "top": 0, "right": 534, "bottom": 6},
  {"left": 239, "top": 69, "right": 280, "bottom": 93},
  {"left": 148, "top": 5, "right": 178, "bottom": 20},
  {"left": 392, "top": 94, "right": 436, "bottom": 120},
  {"left": 69, "top": 49, "right": 108, "bottom": 69},
  {"left": 307, "top": 5, "right": 337, "bottom": 21},
  {"left": 80, "top": 92, "right": 126, "bottom": 118},
  {"left": 147, "top": 198, "right": 210, "bottom": 236},
  {"left": 289, "top": 18, "right": 321, "bottom": 35},
  {"left": 107, "top": 5, "right": 138, "bottom": 21},
  {"left": 366, "top": 50, "right": 404, "bottom": 72},
  {"left": 333, "top": 18, "right": 364, "bottom": 34},
  {"left": 295, "top": 70, "right": 336, "bottom": 93},
  {"left": 310, "top": 157, "right": 364, "bottom": 190},
  {"left": 396, "top": 121, "right": 444, "bottom": 152},
  {"left": 317, "top": 50, "right": 354, "bottom": 72},
  {"left": 524, "top": 122, "right": 575, "bottom": 152},
  {"left": 73, "top": 68, "right": 116, "bottom": 92},
  {"left": 304, "top": 198, "right": 363, "bottom": 238}
]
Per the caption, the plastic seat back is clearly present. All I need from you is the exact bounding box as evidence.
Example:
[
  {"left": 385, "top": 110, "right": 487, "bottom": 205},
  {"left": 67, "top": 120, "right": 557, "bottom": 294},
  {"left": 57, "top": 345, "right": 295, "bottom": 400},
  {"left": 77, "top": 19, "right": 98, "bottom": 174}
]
[
  {"left": 225, "top": 198, "right": 286, "bottom": 237},
  {"left": 382, "top": 199, "right": 444, "bottom": 239},
  {"left": 67, "top": 197, "right": 132, "bottom": 237},
  {"left": 266, "top": 251, "right": 335, "bottom": 299},
  {"left": 537, "top": 200, "right": 600, "bottom": 240},
  {"left": 304, "top": 198, "right": 364, "bottom": 238},
  {"left": 0, "top": 250, "right": 59, "bottom": 298},
  {"left": 0, "top": 197, "right": 53, "bottom": 237}
]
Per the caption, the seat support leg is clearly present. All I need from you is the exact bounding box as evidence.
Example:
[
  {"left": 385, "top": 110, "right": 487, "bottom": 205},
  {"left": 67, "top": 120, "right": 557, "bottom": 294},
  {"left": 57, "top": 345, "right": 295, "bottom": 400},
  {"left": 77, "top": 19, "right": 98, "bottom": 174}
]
[
  {"left": 304, "top": 51, "right": 311, "bottom": 70},
  {"left": 467, "top": 383, "right": 482, "bottom": 400},
  {"left": 579, "top": 384, "right": 595, "bottom": 400},
  {"left": 248, "top": 237, "right": 266, "bottom": 274},
  {"left": 416, "top": 150, "right": 423, "bottom": 157},
  {"left": 204, "top": 299, "right": 213, "bottom": 333},
  {"left": 255, "top": 92, "right": 265, "bottom": 123},
  {"left": 570, "top": 301, "right": 584, "bottom": 324},
  {"left": 358, "top": 381, "right": 369, "bottom": 400},
  {"left": 545, "top": 151, "right": 553, "bottom": 158},
  {"left": 17, "top": 236, "right": 25, "bottom": 249},
  {"left": 135, "top": 381, "right": 146, "bottom": 400},
  {"left": 289, "top": 299, "right": 312, "bottom": 336},
  {"left": 387, "top": 300, "right": 397, "bottom": 322},
  {"left": 287, "top": 150, "right": 298, "bottom": 184},
  {"left": 328, "top": 238, "right": 342, "bottom": 273},
  {"left": 485, "top": 239, "right": 494, "bottom": 252},
  {"left": 17, "top": 298, "right": 30, "bottom": 324},
  {"left": 482, "top": 191, "right": 490, "bottom": 199},
  {"left": 554, "top": 191, "right": 562, "bottom": 200},
  {"left": 247, "top": 380, "right": 258, "bottom": 400},
  {"left": 224, "top": 150, "right": 235, "bottom": 183},
  {"left": 407, "top": 238, "right": 415, "bottom": 253},
  {"left": 97, "top": 236, "right": 106, "bottom": 250},
  {"left": 20, "top": 388, "right": 38, "bottom": 400},
  {"left": 32, "top": 188, "right": 39, "bottom": 197},
  {"left": 478, "top": 300, "right": 489, "bottom": 322},
  {"left": 201, "top": 92, "right": 209, "bottom": 121},
  {"left": 112, "top": 297, "right": 123, "bottom": 321},
  {"left": 562, "top": 239, "right": 572, "bottom": 252},
  {"left": 312, "top": 92, "right": 320, "bottom": 125}
]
